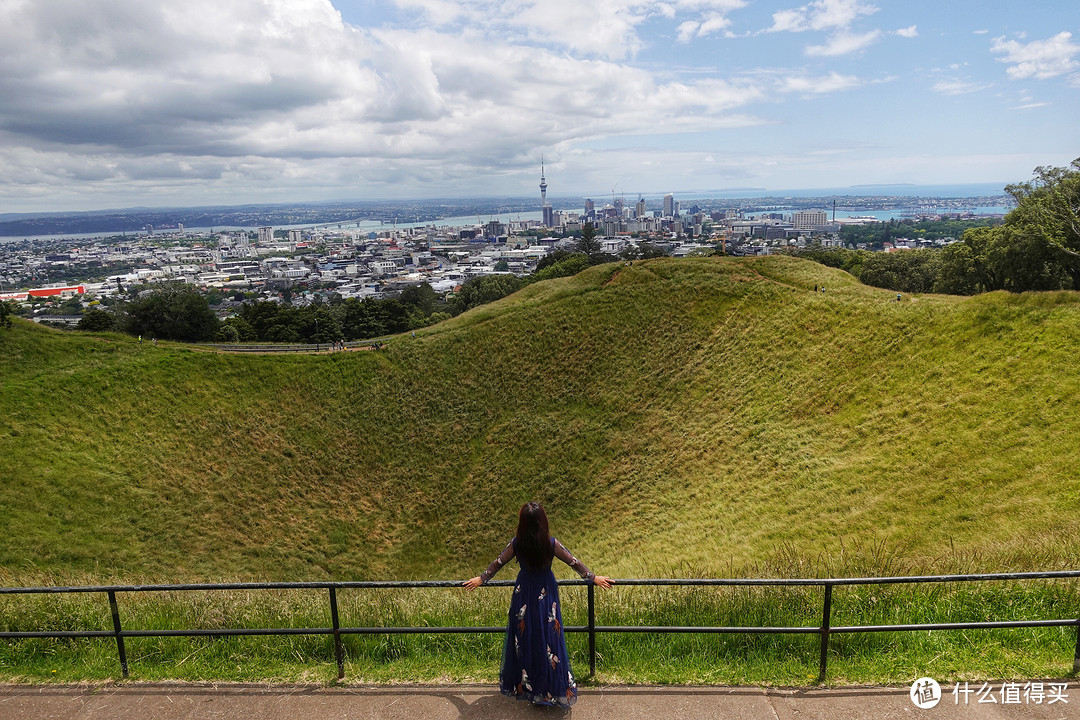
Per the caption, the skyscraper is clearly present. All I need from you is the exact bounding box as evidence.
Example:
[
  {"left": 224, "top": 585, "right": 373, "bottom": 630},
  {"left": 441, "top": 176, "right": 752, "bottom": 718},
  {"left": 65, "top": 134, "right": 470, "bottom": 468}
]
[
  {"left": 540, "top": 159, "right": 554, "bottom": 227},
  {"left": 663, "top": 193, "right": 674, "bottom": 217},
  {"left": 635, "top": 196, "right": 646, "bottom": 219}
]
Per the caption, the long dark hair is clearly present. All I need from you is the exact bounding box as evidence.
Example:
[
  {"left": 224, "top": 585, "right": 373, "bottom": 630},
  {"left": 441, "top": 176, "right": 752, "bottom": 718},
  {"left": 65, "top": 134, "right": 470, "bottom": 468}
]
[{"left": 515, "top": 502, "right": 553, "bottom": 569}]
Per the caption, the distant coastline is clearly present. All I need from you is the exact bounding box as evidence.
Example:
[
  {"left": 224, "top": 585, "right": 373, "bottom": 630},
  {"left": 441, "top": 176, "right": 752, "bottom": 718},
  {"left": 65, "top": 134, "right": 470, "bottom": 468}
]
[{"left": 0, "top": 184, "right": 1015, "bottom": 241}]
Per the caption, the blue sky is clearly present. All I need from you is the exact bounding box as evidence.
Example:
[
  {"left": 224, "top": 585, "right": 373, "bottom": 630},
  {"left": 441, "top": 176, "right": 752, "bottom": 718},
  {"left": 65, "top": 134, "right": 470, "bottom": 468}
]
[{"left": 0, "top": 0, "right": 1077, "bottom": 212}]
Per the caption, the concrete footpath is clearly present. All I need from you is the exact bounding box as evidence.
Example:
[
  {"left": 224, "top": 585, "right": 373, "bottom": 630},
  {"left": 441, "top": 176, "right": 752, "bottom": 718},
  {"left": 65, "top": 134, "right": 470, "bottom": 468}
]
[{"left": 2, "top": 682, "right": 1078, "bottom": 720}]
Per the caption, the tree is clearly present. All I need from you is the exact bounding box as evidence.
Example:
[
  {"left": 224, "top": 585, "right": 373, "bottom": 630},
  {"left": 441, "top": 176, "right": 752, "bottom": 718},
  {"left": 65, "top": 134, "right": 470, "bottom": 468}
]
[
  {"left": 123, "top": 283, "right": 219, "bottom": 342},
  {"left": 577, "top": 221, "right": 601, "bottom": 255},
  {"left": 217, "top": 317, "right": 257, "bottom": 342},
  {"left": 399, "top": 282, "right": 439, "bottom": 316},
  {"left": 532, "top": 253, "right": 590, "bottom": 282},
  {"left": 535, "top": 250, "right": 578, "bottom": 272},
  {"left": 1005, "top": 158, "right": 1080, "bottom": 290},
  {"left": 77, "top": 307, "right": 116, "bottom": 332},
  {"left": 0, "top": 301, "right": 11, "bottom": 328},
  {"left": 216, "top": 323, "right": 241, "bottom": 343},
  {"left": 336, "top": 298, "right": 387, "bottom": 340},
  {"left": 449, "top": 275, "right": 524, "bottom": 315}
]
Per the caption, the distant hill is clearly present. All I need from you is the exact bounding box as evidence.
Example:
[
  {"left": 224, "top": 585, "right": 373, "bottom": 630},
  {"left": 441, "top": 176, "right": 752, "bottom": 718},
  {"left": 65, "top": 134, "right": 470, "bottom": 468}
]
[{"left": 1, "top": 256, "right": 1078, "bottom": 584}]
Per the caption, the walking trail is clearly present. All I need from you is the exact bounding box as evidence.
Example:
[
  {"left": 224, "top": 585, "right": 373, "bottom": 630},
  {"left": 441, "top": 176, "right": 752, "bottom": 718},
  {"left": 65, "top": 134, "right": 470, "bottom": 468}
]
[{"left": 2, "top": 682, "right": 1077, "bottom": 719}]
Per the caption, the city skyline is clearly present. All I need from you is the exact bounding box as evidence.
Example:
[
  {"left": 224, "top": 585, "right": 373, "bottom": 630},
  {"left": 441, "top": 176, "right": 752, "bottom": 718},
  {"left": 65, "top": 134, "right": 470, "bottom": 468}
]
[{"left": 0, "top": 0, "right": 1077, "bottom": 214}]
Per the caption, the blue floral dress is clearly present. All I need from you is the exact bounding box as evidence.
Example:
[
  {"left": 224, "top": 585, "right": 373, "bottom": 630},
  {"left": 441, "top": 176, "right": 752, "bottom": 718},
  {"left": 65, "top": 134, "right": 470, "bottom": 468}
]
[{"left": 480, "top": 537, "right": 595, "bottom": 708}]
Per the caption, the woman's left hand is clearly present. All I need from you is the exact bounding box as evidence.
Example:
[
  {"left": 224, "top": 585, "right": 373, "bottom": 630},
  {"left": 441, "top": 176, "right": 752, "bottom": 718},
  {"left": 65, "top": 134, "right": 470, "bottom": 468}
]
[{"left": 593, "top": 575, "right": 613, "bottom": 590}]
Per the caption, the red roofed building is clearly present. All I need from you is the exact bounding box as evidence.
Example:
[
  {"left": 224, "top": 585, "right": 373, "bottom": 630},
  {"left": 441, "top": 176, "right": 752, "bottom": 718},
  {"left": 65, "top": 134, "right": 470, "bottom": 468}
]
[{"left": 27, "top": 285, "right": 85, "bottom": 298}]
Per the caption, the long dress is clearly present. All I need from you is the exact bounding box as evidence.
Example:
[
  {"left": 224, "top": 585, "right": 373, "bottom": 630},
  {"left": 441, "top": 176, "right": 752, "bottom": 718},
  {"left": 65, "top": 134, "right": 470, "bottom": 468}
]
[{"left": 480, "top": 536, "right": 595, "bottom": 708}]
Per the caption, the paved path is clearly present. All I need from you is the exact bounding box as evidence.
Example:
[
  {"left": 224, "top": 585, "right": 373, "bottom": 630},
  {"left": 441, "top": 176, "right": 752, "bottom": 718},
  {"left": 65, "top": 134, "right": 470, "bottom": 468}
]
[{"left": 2, "top": 682, "right": 1078, "bottom": 720}]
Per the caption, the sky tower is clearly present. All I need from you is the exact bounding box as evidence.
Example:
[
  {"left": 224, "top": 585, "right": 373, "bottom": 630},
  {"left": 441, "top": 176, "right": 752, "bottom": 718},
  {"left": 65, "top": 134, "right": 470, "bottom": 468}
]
[
  {"left": 540, "top": 157, "right": 554, "bottom": 227},
  {"left": 539, "top": 157, "right": 548, "bottom": 205}
]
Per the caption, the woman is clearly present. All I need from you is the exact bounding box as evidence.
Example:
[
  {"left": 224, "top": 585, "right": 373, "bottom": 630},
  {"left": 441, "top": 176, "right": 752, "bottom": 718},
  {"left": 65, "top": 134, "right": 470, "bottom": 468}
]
[{"left": 464, "top": 502, "right": 612, "bottom": 708}]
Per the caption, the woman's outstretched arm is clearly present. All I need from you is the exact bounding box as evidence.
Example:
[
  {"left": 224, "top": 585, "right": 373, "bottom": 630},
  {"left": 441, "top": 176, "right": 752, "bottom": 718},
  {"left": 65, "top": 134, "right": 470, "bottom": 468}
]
[
  {"left": 554, "top": 539, "right": 613, "bottom": 589},
  {"left": 463, "top": 539, "right": 515, "bottom": 591}
]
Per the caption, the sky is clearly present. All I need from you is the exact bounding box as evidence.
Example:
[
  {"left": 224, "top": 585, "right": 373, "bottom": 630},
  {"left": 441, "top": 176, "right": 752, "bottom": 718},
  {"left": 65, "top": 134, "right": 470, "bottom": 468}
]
[{"left": 0, "top": 0, "right": 1078, "bottom": 213}]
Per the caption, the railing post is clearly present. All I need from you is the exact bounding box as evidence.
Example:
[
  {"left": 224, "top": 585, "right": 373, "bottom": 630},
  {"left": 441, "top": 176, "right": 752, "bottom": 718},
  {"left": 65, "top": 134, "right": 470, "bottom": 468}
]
[
  {"left": 1073, "top": 616, "right": 1079, "bottom": 675},
  {"left": 587, "top": 582, "right": 596, "bottom": 677},
  {"left": 329, "top": 587, "right": 344, "bottom": 679},
  {"left": 107, "top": 590, "right": 129, "bottom": 679},
  {"left": 817, "top": 583, "right": 832, "bottom": 683}
]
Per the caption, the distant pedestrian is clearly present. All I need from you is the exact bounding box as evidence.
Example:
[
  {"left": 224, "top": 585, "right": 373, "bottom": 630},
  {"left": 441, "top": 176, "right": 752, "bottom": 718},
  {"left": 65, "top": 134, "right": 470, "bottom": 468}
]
[
  {"left": 896, "top": 293, "right": 902, "bottom": 302},
  {"left": 814, "top": 284, "right": 818, "bottom": 292},
  {"left": 138, "top": 335, "right": 142, "bottom": 343}
]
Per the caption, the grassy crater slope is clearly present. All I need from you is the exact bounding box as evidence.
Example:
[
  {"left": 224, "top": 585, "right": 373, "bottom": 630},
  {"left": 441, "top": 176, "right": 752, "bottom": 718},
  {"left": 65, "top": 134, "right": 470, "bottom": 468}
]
[{"left": 2, "top": 256, "right": 1079, "bottom": 585}]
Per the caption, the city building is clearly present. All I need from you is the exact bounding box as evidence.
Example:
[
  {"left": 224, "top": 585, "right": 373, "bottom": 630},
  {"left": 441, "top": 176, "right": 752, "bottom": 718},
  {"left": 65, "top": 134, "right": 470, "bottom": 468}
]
[{"left": 793, "top": 211, "right": 828, "bottom": 230}]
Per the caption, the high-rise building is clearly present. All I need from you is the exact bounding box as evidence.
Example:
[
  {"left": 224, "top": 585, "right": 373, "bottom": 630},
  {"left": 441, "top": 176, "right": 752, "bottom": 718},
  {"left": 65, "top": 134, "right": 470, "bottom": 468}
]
[
  {"left": 584, "top": 198, "right": 595, "bottom": 220},
  {"left": 540, "top": 159, "right": 554, "bottom": 227},
  {"left": 793, "top": 210, "right": 828, "bottom": 230},
  {"left": 635, "top": 196, "right": 646, "bottom": 219},
  {"left": 257, "top": 226, "right": 274, "bottom": 244},
  {"left": 663, "top": 193, "right": 674, "bottom": 217}
]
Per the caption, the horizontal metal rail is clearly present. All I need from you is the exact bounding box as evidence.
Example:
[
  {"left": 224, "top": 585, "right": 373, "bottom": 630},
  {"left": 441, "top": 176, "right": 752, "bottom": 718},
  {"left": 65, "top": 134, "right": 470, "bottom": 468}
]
[{"left": 2, "top": 571, "right": 1077, "bottom": 682}]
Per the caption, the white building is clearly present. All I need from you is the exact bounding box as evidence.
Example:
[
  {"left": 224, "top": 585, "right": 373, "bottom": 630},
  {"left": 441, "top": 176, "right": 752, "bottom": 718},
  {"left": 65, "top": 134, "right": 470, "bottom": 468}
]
[{"left": 792, "top": 211, "right": 828, "bottom": 230}]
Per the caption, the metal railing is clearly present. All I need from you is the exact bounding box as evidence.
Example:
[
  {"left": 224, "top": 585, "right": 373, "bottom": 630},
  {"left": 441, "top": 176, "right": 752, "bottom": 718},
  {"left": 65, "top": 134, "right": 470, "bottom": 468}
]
[{"left": 2, "top": 571, "right": 1078, "bottom": 682}]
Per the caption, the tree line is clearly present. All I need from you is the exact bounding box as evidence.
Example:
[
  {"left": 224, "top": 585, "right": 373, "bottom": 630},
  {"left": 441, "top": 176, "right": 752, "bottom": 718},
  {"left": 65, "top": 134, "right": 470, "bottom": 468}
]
[
  {"left": 792, "top": 159, "right": 1080, "bottom": 295},
  {"left": 839, "top": 217, "right": 1001, "bottom": 249}
]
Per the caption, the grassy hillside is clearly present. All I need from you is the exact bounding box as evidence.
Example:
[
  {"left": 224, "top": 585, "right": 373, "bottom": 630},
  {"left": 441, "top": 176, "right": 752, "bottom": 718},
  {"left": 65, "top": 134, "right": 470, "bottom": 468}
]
[{"left": 2, "top": 256, "right": 1079, "bottom": 586}]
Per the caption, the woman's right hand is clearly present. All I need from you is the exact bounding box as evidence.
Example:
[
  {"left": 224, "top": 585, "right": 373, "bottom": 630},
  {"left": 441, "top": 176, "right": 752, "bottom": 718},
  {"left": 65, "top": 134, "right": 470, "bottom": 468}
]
[{"left": 462, "top": 576, "right": 483, "bottom": 591}]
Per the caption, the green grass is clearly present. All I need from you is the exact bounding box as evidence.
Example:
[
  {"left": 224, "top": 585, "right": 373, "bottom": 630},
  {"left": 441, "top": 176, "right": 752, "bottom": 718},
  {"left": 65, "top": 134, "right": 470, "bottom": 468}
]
[
  {"left": 2, "top": 256, "right": 1079, "bottom": 683},
  {"left": 2, "top": 577, "right": 1075, "bottom": 685}
]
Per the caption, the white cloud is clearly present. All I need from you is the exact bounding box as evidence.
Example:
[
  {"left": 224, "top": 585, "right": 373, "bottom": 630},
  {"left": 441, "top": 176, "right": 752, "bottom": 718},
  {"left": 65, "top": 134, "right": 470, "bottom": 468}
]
[
  {"left": 932, "top": 79, "right": 993, "bottom": 96},
  {"left": 387, "top": 0, "right": 748, "bottom": 59},
  {"left": 676, "top": 11, "right": 735, "bottom": 43},
  {"left": 0, "top": 0, "right": 780, "bottom": 206},
  {"left": 765, "top": 0, "right": 882, "bottom": 57},
  {"left": 767, "top": 0, "right": 878, "bottom": 33},
  {"left": 1011, "top": 102, "right": 1050, "bottom": 110},
  {"left": 991, "top": 31, "right": 1080, "bottom": 80},
  {"left": 895, "top": 25, "right": 917, "bottom": 38},
  {"left": 777, "top": 71, "right": 862, "bottom": 94},
  {"left": 805, "top": 29, "right": 881, "bottom": 56}
]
